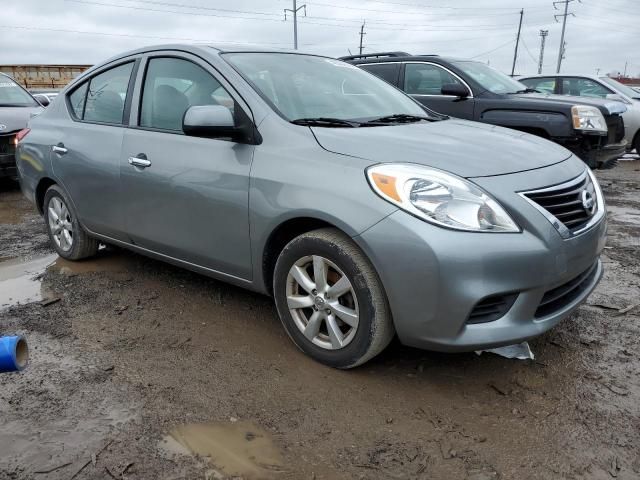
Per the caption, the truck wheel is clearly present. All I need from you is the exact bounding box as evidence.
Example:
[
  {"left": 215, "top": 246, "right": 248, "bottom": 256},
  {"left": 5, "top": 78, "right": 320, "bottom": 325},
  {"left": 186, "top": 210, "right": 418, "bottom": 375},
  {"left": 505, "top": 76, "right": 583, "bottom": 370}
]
[
  {"left": 43, "top": 185, "right": 99, "bottom": 260},
  {"left": 273, "top": 228, "right": 394, "bottom": 369}
]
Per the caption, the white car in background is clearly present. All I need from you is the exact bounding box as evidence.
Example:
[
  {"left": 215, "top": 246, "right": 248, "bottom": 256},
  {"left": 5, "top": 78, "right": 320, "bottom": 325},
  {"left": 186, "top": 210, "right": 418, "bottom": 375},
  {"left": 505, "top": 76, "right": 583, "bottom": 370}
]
[{"left": 520, "top": 74, "right": 640, "bottom": 153}]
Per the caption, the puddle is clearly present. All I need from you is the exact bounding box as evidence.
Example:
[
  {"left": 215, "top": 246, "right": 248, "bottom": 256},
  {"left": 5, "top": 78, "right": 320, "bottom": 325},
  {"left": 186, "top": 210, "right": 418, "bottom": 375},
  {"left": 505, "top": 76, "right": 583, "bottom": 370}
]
[
  {"left": 0, "top": 254, "right": 57, "bottom": 310},
  {"left": 48, "top": 250, "right": 134, "bottom": 276},
  {"left": 161, "top": 421, "right": 283, "bottom": 479}
]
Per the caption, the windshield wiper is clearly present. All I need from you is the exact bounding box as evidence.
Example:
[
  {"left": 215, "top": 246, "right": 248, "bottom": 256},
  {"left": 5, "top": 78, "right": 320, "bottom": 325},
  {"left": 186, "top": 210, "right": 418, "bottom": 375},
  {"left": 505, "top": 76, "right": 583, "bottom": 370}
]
[
  {"left": 511, "top": 88, "right": 540, "bottom": 94},
  {"left": 364, "top": 113, "right": 438, "bottom": 125},
  {"left": 291, "top": 117, "right": 360, "bottom": 128}
]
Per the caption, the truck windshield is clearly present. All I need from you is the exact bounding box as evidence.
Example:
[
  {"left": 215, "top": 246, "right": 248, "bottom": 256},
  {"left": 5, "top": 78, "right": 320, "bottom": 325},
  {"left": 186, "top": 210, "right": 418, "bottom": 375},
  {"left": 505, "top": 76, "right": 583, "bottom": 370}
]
[
  {"left": 223, "top": 53, "right": 433, "bottom": 122},
  {"left": 0, "top": 77, "right": 39, "bottom": 107},
  {"left": 453, "top": 61, "right": 527, "bottom": 95}
]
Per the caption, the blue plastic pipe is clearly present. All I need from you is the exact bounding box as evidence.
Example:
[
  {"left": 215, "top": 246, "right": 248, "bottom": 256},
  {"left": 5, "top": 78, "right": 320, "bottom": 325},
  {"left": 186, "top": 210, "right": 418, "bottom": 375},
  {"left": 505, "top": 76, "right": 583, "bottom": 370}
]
[{"left": 0, "top": 336, "right": 29, "bottom": 373}]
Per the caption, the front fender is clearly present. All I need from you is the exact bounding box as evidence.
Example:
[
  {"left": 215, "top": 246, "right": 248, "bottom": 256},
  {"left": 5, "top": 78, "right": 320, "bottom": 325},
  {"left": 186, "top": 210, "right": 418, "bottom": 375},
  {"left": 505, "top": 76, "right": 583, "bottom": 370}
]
[{"left": 481, "top": 109, "right": 573, "bottom": 137}]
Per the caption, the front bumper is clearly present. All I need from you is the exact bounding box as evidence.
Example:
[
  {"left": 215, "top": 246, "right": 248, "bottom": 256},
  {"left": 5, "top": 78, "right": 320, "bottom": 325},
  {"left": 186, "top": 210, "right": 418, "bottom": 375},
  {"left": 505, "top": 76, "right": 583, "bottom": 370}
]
[
  {"left": 0, "top": 154, "right": 18, "bottom": 178},
  {"left": 355, "top": 158, "right": 606, "bottom": 352}
]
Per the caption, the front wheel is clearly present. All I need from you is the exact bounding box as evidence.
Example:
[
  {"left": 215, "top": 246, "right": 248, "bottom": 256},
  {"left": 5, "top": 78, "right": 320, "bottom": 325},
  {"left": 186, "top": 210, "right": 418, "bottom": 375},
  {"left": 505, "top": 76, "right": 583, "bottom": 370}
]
[
  {"left": 43, "top": 185, "right": 99, "bottom": 260},
  {"left": 273, "top": 228, "right": 394, "bottom": 369}
]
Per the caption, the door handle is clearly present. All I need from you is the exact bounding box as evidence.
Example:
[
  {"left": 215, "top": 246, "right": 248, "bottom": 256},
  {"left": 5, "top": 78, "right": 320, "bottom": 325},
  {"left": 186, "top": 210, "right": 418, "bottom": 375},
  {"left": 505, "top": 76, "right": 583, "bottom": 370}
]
[
  {"left": 128, "top": 155, "right": 152, "bottom": 168},
  {"left": 52, "top": 144, "right": 68, "bottom": 155}
]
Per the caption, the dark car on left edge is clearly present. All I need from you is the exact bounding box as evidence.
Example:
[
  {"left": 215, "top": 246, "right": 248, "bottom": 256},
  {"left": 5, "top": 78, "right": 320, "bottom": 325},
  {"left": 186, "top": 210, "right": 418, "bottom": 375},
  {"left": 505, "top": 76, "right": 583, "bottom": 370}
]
[{"left": 0, "top": 73, "right": 42, "bottom": 179}]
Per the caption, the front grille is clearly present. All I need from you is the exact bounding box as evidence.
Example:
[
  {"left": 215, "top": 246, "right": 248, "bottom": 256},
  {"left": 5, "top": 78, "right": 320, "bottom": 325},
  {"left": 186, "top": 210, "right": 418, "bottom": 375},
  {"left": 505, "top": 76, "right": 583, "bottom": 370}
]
[
  {"left": 467, "top": 293, "right": 518, "bottom": 324},
  {"left": 606, "top": 115, "right": 625, "bottom": 144},
  {"left": 535, "top": 262, "right": 599, "bottom": 318},
  {"left": 0, "top": 134, "right": 17, "bottom": 163},
  {"left": 523, "top": 171, "right": 597, "bottom": 233}
]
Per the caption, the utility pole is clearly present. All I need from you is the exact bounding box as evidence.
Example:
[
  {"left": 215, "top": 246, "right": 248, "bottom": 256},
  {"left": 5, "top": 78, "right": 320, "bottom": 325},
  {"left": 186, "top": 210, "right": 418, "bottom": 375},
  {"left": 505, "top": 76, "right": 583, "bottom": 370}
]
[
  {"left": 538, "top": 30, "right": 549, "bottom": 74},
  {"left": 554, "top": 0, "right": 577, "bottom": 73},
  {"left": 359, "top": 21, "right": 366, "bottom": 56},
  {"left": 511, "top": 9, "right": 524, "bottom": 76},
  {"left": 623, "top": 61, "right": 628, "bottom": 77},
  {"left": 284, "top": 0, "right": 306, "bottom": 50}
]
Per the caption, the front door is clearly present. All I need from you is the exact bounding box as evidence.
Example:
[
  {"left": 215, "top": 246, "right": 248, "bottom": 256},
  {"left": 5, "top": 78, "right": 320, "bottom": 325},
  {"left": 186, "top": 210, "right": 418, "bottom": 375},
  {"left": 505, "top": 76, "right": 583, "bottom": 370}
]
[
  {"left": 402, "top": 62, "right": 475, "bottom": 119},
  {"left": 119, "top": 55, "right": 254, "bottom": 280}
]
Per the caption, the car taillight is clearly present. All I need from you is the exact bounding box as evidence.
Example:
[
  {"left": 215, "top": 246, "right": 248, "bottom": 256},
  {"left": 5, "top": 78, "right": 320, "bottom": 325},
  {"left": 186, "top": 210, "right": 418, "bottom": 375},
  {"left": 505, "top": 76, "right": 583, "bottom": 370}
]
[{"left": 15, "top": 128, "right": 31, "bottom": 144}]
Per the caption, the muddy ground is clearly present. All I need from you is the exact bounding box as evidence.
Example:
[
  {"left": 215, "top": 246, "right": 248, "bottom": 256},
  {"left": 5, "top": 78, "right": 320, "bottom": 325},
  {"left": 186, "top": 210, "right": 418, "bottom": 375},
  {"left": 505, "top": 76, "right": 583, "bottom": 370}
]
[{"left": 1, "top": 159, "right": 639, "bottom": 480}]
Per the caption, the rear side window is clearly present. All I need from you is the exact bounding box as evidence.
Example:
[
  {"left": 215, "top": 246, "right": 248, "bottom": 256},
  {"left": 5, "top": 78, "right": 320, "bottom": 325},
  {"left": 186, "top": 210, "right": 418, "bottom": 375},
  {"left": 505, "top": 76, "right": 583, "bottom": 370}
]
[
  {"left": 68, "top": 82, "right": 88, "bottom": 118},
  {"left": 360, "top": 63, "right": 401, "bottom": 86},
  {"left": 140, "top": 57, "right": 234, "bottom": 131},
  {"left": 83, "top": 62, "right": 134, "bottom": 124},
  {"left": 520, "top": 77, "right": 556, "bottom": 94},
  {"left": 404, "top": 63, "right": 466, "bottom": 96}
]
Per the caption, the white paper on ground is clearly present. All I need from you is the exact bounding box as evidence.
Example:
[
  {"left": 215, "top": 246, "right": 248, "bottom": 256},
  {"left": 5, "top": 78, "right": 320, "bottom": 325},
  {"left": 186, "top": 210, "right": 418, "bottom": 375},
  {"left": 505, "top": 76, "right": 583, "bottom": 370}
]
[{"left": 475, "top": 341, "right": 535, "bottom": 360}]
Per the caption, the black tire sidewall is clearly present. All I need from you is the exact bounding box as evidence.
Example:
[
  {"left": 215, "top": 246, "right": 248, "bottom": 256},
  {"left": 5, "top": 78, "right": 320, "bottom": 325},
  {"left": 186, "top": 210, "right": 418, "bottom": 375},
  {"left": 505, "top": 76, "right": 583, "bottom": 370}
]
[
  {"left": 43, "top": 186, "right": 85, "bottom": 259},
  {"left": 273, "top": 234, "right": 380, "bottom": 369}
]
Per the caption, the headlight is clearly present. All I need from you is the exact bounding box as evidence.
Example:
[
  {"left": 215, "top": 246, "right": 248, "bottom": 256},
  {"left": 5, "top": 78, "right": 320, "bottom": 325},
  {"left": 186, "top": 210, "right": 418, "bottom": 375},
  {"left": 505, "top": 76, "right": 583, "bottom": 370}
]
[
  {"left": 571, "top": 105, "right": 607, "bottom": 133},
  {"left": 367, "top": 164, "right": 520, "bottom": 232}
]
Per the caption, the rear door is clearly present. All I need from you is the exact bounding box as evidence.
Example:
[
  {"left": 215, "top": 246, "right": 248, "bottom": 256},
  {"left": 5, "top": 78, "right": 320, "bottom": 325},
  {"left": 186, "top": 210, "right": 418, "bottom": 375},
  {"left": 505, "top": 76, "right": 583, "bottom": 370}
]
[
  {"left": 358, "top": 63, "right": 401, "bottom": 87},
  {"left": 519, "top": 76, "right": 558, "bottom": 94},
  {"left": 119, "top": 52, "right": 254, "bottom": 279},
  {"left": 53, "top": 59, "right": 138, "bottom": 240},
  {"left": 401, "top": 62, "right": 475, "bottom": 118}
]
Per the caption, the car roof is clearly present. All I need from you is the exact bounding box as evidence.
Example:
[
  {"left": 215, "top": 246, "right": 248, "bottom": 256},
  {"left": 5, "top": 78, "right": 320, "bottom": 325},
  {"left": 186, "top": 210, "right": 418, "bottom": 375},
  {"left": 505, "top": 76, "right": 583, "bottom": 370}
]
[
  {"left": 520, "top": 73, "right": 601, "bottom": 79},
  {"left": 345, "top": 54, "right": 466, "bottom": 64}
]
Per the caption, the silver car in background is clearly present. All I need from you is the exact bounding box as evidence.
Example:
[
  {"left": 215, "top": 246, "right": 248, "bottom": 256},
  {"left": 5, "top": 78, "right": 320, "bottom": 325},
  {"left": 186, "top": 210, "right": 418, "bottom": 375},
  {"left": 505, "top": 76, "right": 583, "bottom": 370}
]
[
  {"left": 520, "top": 74, "right": 640, "bottom": 153},
  {"left": 17, "top": 45, "right": 606, "bottom": 368}
]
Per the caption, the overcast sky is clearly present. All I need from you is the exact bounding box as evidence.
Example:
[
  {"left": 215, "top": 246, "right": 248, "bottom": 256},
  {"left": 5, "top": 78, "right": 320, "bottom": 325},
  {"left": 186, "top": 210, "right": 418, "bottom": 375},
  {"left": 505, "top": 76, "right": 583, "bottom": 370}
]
[{"left": 0, "top": 0, "right": 638, "bottom": 76}]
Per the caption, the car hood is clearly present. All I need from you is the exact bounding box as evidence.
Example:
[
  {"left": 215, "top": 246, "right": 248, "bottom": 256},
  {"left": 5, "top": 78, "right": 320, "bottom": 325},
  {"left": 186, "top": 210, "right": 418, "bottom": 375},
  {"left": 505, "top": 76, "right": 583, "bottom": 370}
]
[
  {"left": 0, "top": 106, "right": 43, "bottom": 134},
  {"left": 512, "top": 93, "right": 627, "bottom": 115},
  {"left": 311, "top": 119, "right": 572, "bottom": 178}
]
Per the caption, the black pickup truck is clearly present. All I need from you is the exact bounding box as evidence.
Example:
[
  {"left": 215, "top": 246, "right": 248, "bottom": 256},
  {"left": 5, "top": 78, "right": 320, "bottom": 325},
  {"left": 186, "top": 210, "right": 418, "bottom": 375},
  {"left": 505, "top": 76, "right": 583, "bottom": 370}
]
[{"left": 341, "top": 52, "right": 627, "bottom": 169}]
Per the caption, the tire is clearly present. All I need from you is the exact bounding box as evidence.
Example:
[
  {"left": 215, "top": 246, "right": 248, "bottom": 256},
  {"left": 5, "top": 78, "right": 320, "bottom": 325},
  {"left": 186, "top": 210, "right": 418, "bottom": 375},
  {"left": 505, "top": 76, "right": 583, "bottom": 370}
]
[
  {"left": 43, "top": 185, "right": 99, "bottom": 260},
  {"left": 634, "top": 133, "right": 640, "bottom": 156},
  {"left": 273, "top": 228, "right": 394, "bottom": 369}
]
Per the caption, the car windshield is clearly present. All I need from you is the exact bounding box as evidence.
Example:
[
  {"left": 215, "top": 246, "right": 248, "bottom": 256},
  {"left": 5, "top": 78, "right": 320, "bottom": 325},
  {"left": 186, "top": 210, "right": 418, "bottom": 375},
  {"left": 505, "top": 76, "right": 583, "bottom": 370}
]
[
  {"left": 452, "top": 61, "right": 527, "bottom": 95},
  {"left": 223, "top": 52, "right": 432, "bottom": 122},
  {"left": 599, "top": 77, "right": 640, "bottom": 100},
  {"left": 0, "top": 77, "right": 39, "bottom": 107}
]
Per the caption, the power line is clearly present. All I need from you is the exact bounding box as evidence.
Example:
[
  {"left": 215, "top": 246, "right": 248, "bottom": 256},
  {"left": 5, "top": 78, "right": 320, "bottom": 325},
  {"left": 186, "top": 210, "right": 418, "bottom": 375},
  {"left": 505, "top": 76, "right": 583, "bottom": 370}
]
[
  {"left": 469, "top": 39, "right": 515, "bottom": 60},
  {"left": 66, "top": 0, "right": 525, "bottom": 32}
]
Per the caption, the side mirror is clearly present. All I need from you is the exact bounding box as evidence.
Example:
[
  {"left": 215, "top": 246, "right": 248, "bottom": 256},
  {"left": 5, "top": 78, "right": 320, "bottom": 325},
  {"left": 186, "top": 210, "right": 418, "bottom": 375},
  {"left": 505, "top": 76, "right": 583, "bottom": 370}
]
[
  {"left": 441, "top": 83, "right": 470, "bottom": 98},
  {"left": 182, "top": 105, "right": 237, "bottom": 139},
  {"left": 35, "top": 96, "right": 50, "bottom": 107}
]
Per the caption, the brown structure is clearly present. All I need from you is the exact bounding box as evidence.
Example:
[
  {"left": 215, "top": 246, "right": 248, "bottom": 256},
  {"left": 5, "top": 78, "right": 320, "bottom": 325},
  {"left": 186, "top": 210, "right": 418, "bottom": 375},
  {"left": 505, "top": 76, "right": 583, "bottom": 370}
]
[{"left": 0, "top": 64, "right": 91, "bottom": 90}]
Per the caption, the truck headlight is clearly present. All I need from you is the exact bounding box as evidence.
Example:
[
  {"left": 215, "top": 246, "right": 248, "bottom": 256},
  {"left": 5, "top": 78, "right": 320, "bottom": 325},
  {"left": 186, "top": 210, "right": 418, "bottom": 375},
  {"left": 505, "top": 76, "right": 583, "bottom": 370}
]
[
  {"left": 571, "top": 105, "right": 607, "bottom": 133},
  {"left": 367, "top": 164, "right": 520, "bottom": 232}
]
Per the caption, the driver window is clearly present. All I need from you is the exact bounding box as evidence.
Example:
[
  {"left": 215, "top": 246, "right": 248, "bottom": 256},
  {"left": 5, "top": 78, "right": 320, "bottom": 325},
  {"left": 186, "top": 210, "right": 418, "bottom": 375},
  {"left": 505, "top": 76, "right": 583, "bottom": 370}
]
[
  {"left": 140, "top": 57, "right": 234, "bottom": 131},
  {"left": 404, "top": 64, "right": 465, "bottom": 96}
]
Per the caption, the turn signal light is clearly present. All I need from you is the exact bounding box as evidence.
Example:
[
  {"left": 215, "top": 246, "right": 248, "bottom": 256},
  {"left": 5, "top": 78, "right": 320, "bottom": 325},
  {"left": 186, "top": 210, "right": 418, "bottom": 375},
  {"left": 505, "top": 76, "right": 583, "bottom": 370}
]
[{"left": 15, "top": 128, "right": 31, "bottom": 144}]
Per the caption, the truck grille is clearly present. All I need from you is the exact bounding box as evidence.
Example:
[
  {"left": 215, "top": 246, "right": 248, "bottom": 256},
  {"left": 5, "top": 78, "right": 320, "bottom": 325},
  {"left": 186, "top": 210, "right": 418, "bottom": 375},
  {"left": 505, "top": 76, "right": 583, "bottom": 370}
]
[
  {"left": 606, "top": 115, "right": 625, "bottom": 144},
  {"left": 522, "top": 171, "right": 597, "bottom": 233},
  {"left": 535, "top": 262, "right": 599, "bottom": 318}
]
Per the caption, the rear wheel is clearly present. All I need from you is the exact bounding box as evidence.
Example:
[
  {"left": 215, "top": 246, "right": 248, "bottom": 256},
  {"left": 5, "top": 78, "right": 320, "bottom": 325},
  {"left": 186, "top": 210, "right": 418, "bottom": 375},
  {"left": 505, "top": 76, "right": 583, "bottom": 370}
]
[
  {"left": 273, "top": 228, "right": 394, "bottom": 369},
  {"left": 44, "top": 185, "right": 98, "bottom": 260},
  {"left": 634, "top": 132, "right": 640, "bottom": 156}
]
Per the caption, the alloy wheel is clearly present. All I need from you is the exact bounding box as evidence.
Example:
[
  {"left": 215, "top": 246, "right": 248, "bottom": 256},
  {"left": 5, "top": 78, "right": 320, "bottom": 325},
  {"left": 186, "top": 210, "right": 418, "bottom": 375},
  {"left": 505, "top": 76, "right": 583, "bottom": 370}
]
[
  {"left": 286, "top": 255, "right": 359, "bottom": 350},
  {"left": 48, "top": 196, "right": 73, "bottom": 252}
]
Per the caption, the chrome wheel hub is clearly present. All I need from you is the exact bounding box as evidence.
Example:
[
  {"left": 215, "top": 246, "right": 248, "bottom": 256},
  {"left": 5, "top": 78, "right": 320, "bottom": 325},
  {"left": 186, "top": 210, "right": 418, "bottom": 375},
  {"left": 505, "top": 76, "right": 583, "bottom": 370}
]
[
  {"left": 286, "top": 255, "right": 359, "bottom": 350},
  {"left": 48, "top": 197, "right": 73, "bottom": 252}
]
